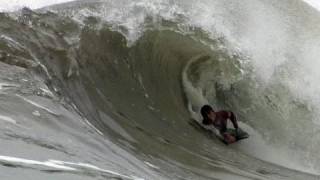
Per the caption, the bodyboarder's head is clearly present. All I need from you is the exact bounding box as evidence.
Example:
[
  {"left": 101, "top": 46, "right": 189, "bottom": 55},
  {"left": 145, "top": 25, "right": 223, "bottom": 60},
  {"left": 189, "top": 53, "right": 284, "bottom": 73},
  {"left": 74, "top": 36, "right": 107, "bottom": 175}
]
[{"left": 200, "top": 105, "right": 214, "bottom": 125}]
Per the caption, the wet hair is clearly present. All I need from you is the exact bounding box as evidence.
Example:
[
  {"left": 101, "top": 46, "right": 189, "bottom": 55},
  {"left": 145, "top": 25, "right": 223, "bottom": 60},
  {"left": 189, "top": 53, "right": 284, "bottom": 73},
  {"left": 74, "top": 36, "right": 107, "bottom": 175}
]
[{"left": 200, "top": 105, "right": 214, "bottom": 125}]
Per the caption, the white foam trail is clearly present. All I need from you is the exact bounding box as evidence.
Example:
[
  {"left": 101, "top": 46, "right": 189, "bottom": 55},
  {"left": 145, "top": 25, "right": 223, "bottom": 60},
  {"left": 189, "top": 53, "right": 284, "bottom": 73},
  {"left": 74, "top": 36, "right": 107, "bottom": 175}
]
[
  {"left": 0, "top": 0, "right": 76, "bottom": 12},
  {"left": 0, "top": 83, "right": 19, "bottom": 90},
  {"left": 0, "top": 35, "right": 25, "bottom": 51},
  {"left": 0, "top": 155, "right": 144, "bottom": 179},
  {"left": 16, "top": 94, "right": 58, "bottom": 115},
  {"left": 49, "top": 160, "right": 144, "bottom": 180},
  {"left": 39, "top": 87, "right": 54, "bottom": 97},
  {"left": 144, "top": 161, "right": 160, "bottom": 169},
  {"left": 83, "top": 117, "right": 104, "bottom": 136},
  {"left": 99, "top": 111, "right": 136, "bottom": 142},
  {"left": 0, "top": 115, "right": 16, "bottom": 124},
  {"left": 0, "top": 155, "right": 76, "bottom": 170}
]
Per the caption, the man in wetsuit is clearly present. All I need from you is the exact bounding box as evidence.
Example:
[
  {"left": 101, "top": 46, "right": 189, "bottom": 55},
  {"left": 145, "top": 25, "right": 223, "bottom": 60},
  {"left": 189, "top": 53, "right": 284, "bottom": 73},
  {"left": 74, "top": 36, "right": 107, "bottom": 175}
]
[{"left": 200, "top": 105, "right": 239, "bottom": 144}]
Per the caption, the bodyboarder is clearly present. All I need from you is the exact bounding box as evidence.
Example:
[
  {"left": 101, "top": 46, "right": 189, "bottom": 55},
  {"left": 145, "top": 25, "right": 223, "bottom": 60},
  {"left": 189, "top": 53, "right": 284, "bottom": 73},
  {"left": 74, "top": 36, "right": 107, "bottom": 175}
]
[{"left": 200, "top": 105, "right": 239, "bottom": 144}]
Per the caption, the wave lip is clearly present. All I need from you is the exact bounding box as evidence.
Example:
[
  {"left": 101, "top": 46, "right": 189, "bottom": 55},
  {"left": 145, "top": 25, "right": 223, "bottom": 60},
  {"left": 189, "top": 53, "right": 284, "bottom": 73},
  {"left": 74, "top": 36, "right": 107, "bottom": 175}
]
[{"left": 0, "top": 0, "right": 76, "bottom": 12}]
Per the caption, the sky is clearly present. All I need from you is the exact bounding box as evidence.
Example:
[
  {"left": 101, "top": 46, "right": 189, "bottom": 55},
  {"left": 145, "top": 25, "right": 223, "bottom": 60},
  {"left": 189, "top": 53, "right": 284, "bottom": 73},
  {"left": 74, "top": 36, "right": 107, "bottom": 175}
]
[
  {"left": 1, "top": 0, "right": 320, "bottom": 12},
  {"left": 303, "top": 0, "right": 320, "bottom": 10},
  {"left": 0, "top": 0, "right": 75, "bottom": 12}
]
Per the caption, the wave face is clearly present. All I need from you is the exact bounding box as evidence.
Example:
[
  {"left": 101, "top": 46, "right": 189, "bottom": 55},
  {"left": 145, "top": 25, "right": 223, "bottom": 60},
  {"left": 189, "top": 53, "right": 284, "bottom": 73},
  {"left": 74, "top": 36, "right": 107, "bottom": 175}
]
[{"left": 1, "top": 0, "right": 320, "bottom": 179}]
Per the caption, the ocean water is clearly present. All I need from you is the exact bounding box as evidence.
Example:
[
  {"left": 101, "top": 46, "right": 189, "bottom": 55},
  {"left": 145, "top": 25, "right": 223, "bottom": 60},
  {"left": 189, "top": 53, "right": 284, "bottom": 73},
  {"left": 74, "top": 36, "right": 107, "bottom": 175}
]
[{"left": 0, "top": 0, "right": 320, "bottom": 179}]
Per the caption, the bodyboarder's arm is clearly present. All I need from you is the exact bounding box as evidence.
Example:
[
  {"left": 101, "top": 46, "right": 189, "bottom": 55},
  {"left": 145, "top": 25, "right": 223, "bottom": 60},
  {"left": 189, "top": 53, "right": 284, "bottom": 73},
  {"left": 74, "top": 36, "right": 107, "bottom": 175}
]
[{"left": 228, "top": 111, "right": 239, "bottom": 129}]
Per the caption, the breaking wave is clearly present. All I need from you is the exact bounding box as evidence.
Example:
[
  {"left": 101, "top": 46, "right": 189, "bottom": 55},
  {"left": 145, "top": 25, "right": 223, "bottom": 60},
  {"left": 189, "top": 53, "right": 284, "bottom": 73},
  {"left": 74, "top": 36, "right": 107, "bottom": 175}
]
[{"left": 1, "top": 0, "right": 320, "bottom": 179}]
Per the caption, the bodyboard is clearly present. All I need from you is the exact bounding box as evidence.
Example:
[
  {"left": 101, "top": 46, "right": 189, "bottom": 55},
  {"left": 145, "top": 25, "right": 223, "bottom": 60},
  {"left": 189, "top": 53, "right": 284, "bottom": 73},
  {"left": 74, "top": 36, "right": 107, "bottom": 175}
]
[
  {"left": 220, "top": 128, "right": 249, "bottom": 145},
  {"left": 188, "top": 119, "right": 249, "bottom": 145}
]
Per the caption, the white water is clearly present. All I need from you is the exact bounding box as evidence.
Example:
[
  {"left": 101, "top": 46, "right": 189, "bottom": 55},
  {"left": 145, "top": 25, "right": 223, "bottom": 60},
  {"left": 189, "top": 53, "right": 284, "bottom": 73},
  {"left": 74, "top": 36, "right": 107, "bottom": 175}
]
[{"left": 182, "top": 54, "right": 320, "bottom": 175}]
